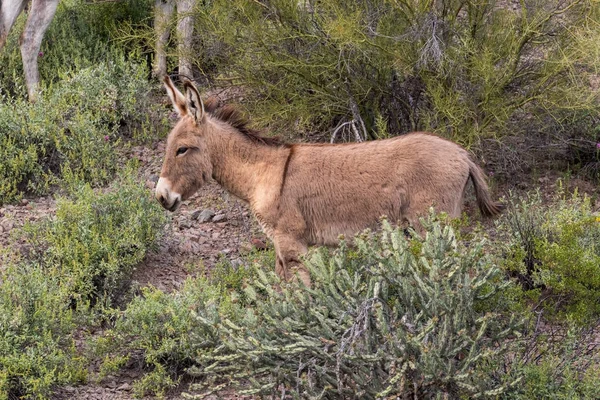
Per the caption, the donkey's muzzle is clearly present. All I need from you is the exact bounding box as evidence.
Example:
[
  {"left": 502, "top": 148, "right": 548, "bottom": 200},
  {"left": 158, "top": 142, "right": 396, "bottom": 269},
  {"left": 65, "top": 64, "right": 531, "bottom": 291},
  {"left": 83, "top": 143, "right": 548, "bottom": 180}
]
[{"left": 155, "top": 177, "right": 182, "bottom": 212}]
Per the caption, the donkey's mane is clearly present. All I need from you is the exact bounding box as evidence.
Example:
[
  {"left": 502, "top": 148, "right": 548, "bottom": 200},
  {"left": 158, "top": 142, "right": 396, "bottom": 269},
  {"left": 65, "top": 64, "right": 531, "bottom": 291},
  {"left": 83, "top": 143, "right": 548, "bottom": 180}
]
[{"left": 204, "top": 97, "right": 286, "bottom": 147}]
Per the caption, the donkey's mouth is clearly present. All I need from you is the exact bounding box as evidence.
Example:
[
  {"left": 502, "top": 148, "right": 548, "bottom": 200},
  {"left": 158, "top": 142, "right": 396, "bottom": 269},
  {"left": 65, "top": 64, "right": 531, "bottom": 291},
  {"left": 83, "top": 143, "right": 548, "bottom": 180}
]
[{"left": 166, "top": 197, "right": 181, "bottom": 212}]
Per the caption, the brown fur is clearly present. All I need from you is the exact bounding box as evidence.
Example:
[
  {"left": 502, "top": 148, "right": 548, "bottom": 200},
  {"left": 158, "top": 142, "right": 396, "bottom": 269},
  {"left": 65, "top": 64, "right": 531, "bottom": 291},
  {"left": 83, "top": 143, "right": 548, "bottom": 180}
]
[
  {"left": 157, "top": 78, "right": 503, "bottom": 287},
  {"left": 203, "top": 96, "right": 286, "bottom": 147}
]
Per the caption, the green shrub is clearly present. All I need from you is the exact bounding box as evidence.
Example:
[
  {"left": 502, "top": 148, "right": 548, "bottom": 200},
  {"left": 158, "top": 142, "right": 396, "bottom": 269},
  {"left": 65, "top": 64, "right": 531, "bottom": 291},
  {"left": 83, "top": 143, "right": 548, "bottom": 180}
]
[
  {"left": 496, "top": 188, "right": 600, "bottom": 324},
  {"left": 94, "top": 249, "right": 270, "bottom": 397},
  {"left": 0, "top": 173, "right": 166, "bottom": 399},
  {"left": 501, "top": 323, "right": 600, "bottom": 400},
  {"left": 96, "top": 279, "right": 226, "bottom": 398},
  {"left": 22, "top": 173, "right": 167, "bottom": 302},
  {"left": 184, "top": 216, "right": 522, "bottom": 399},
  {"left": 0, "top": 58, "right": 158, "bottom": 205},
  {"left": 95, "top": 217, "right": 522, "bottom": 398},
  {"left": 0, "top": 262, "right": 87, "bottom": 400}
]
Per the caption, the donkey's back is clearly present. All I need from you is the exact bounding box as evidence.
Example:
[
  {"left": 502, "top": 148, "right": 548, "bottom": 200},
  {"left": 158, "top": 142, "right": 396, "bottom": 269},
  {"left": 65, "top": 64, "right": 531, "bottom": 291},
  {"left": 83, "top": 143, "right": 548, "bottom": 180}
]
[{"left": 276, "top": 132, "right": 499, "bottom": 246}]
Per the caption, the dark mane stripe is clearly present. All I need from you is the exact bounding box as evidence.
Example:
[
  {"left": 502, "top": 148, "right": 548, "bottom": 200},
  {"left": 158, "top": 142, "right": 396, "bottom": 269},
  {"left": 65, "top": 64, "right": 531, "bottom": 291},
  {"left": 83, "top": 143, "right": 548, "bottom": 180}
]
[{"left": 204, "top": 97, "right": 286, "bottom": 147}]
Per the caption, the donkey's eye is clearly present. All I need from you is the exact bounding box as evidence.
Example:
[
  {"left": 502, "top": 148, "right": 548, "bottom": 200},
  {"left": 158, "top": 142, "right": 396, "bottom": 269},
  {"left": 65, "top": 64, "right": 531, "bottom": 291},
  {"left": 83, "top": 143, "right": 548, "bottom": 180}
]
[{"left": 176, "top": 147, "right": 189, "bottom": 156}]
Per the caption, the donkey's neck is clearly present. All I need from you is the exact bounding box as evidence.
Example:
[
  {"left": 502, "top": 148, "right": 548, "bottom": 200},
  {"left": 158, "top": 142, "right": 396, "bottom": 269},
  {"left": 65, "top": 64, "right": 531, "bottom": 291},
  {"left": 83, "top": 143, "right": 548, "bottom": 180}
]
[{"left": 205, "top": 121, "right": 289, "bottom": 206}]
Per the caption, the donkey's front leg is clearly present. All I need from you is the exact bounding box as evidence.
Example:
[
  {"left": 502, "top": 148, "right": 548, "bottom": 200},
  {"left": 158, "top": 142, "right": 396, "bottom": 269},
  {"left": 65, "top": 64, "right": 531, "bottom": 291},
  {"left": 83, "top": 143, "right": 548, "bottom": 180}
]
[{"left": 273, "top": 235, "right": 311, "bottom": 288}]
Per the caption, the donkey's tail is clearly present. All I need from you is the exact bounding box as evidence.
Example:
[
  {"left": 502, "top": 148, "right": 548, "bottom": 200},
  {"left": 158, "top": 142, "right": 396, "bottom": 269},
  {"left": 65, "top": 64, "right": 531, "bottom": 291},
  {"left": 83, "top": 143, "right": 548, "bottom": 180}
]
[{"left": 467, "top": 158, "right": 503, "bottom": 217}]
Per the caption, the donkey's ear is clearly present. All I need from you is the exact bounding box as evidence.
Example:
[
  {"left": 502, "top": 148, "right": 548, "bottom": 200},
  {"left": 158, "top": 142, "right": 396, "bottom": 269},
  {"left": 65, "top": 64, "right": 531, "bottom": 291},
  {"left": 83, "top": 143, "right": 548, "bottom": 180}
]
[
  {"left": 183, "top": 79, "right": 205, "bottom": 124},
  {"left": 163, "top": 76, "right": 188, "bottom": 117}
]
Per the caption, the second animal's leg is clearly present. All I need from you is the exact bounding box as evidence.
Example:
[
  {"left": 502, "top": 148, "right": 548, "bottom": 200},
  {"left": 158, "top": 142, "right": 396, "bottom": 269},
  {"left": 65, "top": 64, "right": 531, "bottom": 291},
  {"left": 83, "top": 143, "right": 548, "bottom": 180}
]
[
  {"left": 153, "top": 0, "right": 174, "bottom": 77},
  {"left": 273, "top": 236, "right": 311, "bottom": 288},
  {"left": 20, "top": 0, "right": 59, "bottom": 101},
  {"left": 175, "top": 0, "right": 194, "bottom": 78},
  {"left": 0, "top": 0, "right": 28, "bottom": 49}
]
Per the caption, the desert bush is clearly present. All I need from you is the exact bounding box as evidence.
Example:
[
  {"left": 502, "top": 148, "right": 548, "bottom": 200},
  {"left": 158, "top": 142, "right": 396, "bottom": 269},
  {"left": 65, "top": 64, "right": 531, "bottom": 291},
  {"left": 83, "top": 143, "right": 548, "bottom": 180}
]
[
  {"left": 96, "top": 279, "right": 227, "bottom": 398},
  {"left": 191, "top": 0, "right": 598, "bottom": 152},
  {"left": 0, "top": 261, "right": 87, "bottom": 400},
  {"left": 0, "top": 174, "right": 166, "bottom": 399},
  {"left": 500, "top": 321, "right": 600, "bottom": 400},
  {"left": 22, "top": 172, "right": 167, "bottom": 303},
  {"left": 0, "top": 58, "right": 159, "bottom": 205},
  {"left": 94, "top": 249, "right": 271, "bottom": 397},
  {"left": 496, "top": 187, "right": 600, "bottom": 324},
  {"left": 181, "top": 216, "right": 522, "bottom": 399}
]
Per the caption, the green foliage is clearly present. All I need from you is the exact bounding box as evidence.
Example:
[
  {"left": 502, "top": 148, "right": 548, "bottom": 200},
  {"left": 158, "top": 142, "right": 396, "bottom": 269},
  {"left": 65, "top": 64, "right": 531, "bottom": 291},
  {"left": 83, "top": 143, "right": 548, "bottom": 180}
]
[
  {"left": 185, "top": 216, "right": 522, "bottom": 399},
  {"left": 95, "top": 278, "right": 225, "bottom": 398},
  {"left": 193, "top": 0, "right": 598, "bottom": 151},
  {"left": 513, "top": 361, "right": 600, "bottom": 400},
  {"left": 23, "top": 172, "right": 167, "bottom": 302},
  {"left": 0, "top": 175, "right": 166, "bottom": 399},
  {"left": 501, "top": 323, "right": 600, "bottom": 400},
  {"left": 0, "top": 58, "right": 159, "bottom": 205},
  {"left": 496, "top": 188, "right": 600, "bottom": 324},
  {"left": 94, "top": 249, "right": 269, "bottom": 398},
  {"left": 0, "top": 262, "right": 87, "bottom": 399}
]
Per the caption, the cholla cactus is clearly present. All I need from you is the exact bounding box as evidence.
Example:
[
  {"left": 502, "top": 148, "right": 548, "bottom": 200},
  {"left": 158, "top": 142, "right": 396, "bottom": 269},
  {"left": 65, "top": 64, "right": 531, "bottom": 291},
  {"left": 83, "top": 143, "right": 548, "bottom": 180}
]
[{"left": 188, "top": 212, "right": 522, "bottom": 399}]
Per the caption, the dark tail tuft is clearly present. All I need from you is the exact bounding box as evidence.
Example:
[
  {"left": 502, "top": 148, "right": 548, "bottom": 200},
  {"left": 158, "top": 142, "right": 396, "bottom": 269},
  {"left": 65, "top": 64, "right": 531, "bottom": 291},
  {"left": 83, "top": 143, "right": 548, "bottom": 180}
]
[{"left": 468, "top": 159, "right": 503, "bottom": 217}]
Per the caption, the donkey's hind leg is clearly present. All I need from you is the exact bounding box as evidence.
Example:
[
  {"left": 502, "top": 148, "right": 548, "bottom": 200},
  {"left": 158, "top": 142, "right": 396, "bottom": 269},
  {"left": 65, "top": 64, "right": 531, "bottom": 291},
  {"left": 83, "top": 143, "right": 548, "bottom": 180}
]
[{"left": 273, "top": 235, "right": 311, "bottom": 288}]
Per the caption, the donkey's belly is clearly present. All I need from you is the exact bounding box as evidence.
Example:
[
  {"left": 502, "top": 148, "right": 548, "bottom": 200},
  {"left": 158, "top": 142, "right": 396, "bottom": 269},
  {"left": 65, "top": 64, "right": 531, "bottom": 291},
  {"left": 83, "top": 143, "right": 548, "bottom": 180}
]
[
  {"left": 295, "top": 178, "right": 408, "bottom": 246},
  {"left": 304, "top": 207, "right": 403, "bottom": 246}
]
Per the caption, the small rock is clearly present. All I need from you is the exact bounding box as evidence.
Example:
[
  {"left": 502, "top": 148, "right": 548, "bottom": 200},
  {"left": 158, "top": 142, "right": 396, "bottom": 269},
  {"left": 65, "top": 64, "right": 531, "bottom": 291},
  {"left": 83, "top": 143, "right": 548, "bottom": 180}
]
[
  {"left": 192, "top": 235, "right": 207, "bottom": 244},
  {"left": 117, "top": 383, "right": 132, "bottom": 391},
  {"left": 231, "top": 258, "right": 243, "bottom": 268},
  {"left": 212, "top": 232, "right": 220, "bottom": 240},
  {"left": 2, "top": 220, "right": 14, "bottom": 232},
  {"left": 145, "top": 180, "right": 155, "bottom": 190},
  {"left": 190, "top": 210, "right": 202, "bottom": 220},
  {"left": 179, "top": 220, "right": 191, "bottom": 229},
  {"left": 20, "top": 198, "right": 29, "bottom": 206},
  {"left": 149, "top": 174, "right": 159, "bottom": 183},
  {"left": 197, "top": 209, "right": 215, "bottom": 223},
  {"left": 213, "top": 214, "right": 227, "bottom": 223},
  {"left": 221, "top": 248, "right": 233, "bottom": 255},
  {"left": 105, "top": 379, "right": 118, "bottom": 389}
]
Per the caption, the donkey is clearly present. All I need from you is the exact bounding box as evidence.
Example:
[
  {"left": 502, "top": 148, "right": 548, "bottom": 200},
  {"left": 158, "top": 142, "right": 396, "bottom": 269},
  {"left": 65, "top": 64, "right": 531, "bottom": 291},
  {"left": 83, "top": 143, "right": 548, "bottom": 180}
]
[
  {"left": 156, "top": 77, "right": 503, "bottom": 287},
  {"left": 0, "top": 0, "right": 195, "bottom": 101}
]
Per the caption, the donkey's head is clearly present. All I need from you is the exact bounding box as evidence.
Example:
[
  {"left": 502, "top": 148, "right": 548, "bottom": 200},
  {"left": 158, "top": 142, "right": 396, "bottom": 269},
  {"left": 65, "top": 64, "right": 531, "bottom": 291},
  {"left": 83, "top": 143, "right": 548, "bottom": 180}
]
[{"left": 156, "top": 77, "right": 213, "bottom": 211}]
